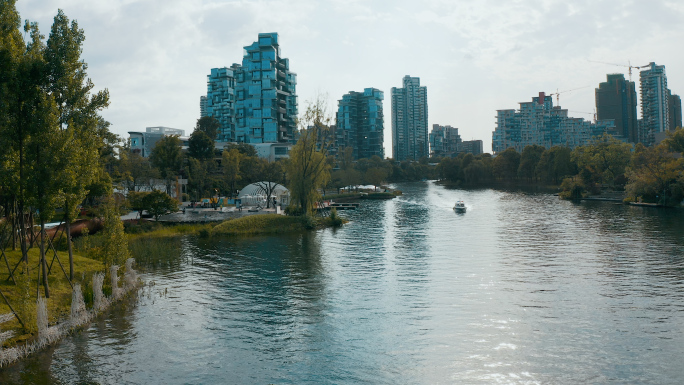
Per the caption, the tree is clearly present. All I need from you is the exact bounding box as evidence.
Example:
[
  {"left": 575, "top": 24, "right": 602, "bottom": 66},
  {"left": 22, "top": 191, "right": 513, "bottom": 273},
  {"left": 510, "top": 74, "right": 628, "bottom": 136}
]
[
  {"left": 492, "top": 147, "right": 520, "bottom": 181},
  {"left": 187, "top": 158, "right": 208, "bottom": 201},
  {"left": 341, "top": 168, "right": 362, "bottom": 192},
  {"left": 45, "top": 9, "right": 110, "bottom": 280},
  {"left": 1, "top": 14, "right": 51, "bottom": 266},
  {"left": 188, "top": 130, "right": 214, "bottom": 160},
  {"left": 252, "top": 160, "right": 286, "bottom": 208},
  {"left": 663, "top": 127, "right": 684, "bottom": 154},
  {"left": 149, "top": 135, "right": 182, "bottom": 194},
  {"left": 225, "top": 142, "right": 257, "bottom": 157},
  {"left": 127, "top": 191, "right": 150, "bottom": 224},
  {"left": 100, "top": 196, "right": 129, "bottom": 269},
  {"left": 573, "top": 134, "right": 632, "bottom": 189},
  {"left": 287, "top": 98, "right": 332, "bottom": 214},
  {"left": 195, "top": 116, "right": 220, "bottom": 141},
  {"left": 144, "top": 190, "right": 179, "bottom": 221},
  {"left": 365, "top": 168, "right": 388, "bottom": 191},
  {"left": 518, "top": 145, "right": 545, "bottom": 182},
  {"left": 625, "top": 143, "right": 684, "bottom": 205},
  {"left": 222, "top": 148, "right": 242, "bottom": 198},
  {"left": 116, "top": 149, "right": 159, "bottom": 192},
  {"left": 536, "top": 146, "right": 575, "bottom": 184}
]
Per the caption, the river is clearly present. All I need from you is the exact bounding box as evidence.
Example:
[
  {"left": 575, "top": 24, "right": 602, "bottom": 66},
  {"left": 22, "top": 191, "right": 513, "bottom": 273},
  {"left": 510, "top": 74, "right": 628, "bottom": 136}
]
[{"left": 2, "top": 182, "right": 684, "bottom": 384}]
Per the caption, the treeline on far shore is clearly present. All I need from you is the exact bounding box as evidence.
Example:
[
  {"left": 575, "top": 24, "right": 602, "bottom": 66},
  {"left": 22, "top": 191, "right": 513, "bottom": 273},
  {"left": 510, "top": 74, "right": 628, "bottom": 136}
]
[{"left": 435, "top": 129, "right": 684, "bottom": 206}]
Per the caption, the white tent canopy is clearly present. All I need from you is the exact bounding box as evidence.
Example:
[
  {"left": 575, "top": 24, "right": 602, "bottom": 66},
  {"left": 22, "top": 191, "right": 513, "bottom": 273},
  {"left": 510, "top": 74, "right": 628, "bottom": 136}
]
[{"left": 237, "top": 182, "right": 289, "bottom": 206}]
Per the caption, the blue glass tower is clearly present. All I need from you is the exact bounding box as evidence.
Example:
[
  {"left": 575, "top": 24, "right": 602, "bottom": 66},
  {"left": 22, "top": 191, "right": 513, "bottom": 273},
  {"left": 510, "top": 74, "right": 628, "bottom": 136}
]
[
  {"left": 335, "top": 88, "right": 384, "bottom": 160},
  {"left": 235, "top": 33, "right": 298, "bottom": 143},
  {"left": 204, "top": 66, "right": 237, "bottom": 142}
]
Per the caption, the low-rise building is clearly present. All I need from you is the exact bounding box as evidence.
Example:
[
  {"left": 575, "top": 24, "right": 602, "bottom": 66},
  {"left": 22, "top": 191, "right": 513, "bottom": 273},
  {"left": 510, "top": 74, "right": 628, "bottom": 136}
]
[{"left": 129, "top": 127, "right": 186, "bottom": 157}]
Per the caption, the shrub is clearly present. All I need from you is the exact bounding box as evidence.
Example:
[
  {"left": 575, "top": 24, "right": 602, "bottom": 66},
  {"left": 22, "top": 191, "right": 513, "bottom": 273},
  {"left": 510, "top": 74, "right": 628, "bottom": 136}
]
[
  {"left": 284, "top": 206, "right": 304, "bottom": 216},
  {"left": 559, "top": 177, "right": 585, "bottom": 200}
]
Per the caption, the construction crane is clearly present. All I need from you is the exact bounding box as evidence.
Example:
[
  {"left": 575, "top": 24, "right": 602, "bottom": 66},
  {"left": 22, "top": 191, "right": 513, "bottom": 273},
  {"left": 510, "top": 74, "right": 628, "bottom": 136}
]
[
  {"left": 548, "top": 85, "right": 591, "bottom": 106},
  {"left": 588, "top": 60, "right": 650, "bottom": 82}
]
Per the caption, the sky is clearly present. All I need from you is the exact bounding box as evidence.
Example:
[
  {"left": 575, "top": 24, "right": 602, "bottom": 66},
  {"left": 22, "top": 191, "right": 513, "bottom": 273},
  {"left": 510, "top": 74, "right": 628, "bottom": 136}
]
[{"left": 16, "top": 0, "right": 684, "bottom": 155}]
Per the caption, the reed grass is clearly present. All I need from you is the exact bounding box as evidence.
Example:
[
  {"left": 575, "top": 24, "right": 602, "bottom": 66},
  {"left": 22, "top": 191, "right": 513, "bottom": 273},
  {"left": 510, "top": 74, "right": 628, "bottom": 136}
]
[{"left": 212, "top": 214, "right": 309, "bottom": 236}]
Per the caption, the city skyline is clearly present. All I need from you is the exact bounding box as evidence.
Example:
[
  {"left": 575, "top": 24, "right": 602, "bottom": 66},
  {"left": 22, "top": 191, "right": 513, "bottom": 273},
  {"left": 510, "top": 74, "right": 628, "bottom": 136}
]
[{"left": 17, "top": 0, "right": 684, "bottom": 155}]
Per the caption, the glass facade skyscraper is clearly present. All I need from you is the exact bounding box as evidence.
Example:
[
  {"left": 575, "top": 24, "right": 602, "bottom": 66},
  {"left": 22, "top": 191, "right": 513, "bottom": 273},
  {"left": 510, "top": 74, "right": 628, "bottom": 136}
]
[
  {"left": 235, "top": 33, "right": 297, "bottom": 144},
  {"left": 391, "top": 76, "right": 428, "bottom": 161},
  {"left": 202, "top": 33, "right": 297, "bottom": 144},
  {"left": 204, "top": 66, "right": 237, "bottom": 142},
  {"left": 640, "top": 62, "right": 669, "bottom": 144},
  {"left": 335, "top": 88, "right": 384, "bottom": 160}
]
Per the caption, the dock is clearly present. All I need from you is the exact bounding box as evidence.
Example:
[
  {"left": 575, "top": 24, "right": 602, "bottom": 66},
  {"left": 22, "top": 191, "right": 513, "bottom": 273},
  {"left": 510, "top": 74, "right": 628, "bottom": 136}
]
[
  {"left": 314, "top": 201, "right": 360, "bottom": 211},
  {"left": 329, "top": 202, "right": 360, "bottom": 210}
]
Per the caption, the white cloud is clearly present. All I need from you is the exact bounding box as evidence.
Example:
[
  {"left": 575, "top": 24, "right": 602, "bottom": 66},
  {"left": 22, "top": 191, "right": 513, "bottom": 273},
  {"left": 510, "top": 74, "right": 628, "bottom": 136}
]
[{"left": 15, "top": 0, "right": 684, "bottom": 153}]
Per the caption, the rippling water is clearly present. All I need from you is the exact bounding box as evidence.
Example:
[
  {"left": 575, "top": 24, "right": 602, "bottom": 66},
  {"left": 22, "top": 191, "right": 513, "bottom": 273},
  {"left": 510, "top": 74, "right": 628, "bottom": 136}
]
[{"left": 2, "top": 182, "right": 684, "bottom": 384}]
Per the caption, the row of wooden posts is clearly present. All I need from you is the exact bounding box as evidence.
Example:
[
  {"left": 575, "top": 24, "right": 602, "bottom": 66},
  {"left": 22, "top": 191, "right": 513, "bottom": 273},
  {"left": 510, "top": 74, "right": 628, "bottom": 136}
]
[{"left": 0, "top": 205, "right": 76, "bottom": 330}]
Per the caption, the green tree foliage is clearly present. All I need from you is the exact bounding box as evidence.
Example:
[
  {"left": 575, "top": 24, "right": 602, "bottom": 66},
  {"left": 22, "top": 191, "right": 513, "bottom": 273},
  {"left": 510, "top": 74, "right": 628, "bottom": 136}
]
[
  {"left": 149, "top": 135, "right": 182, "bottom": 194},
  {"left": 0, "top": 3, "right": 116, "bottom": 302},
  {"left": 127, "top": 190, "right": 150, "bottom": 224},
  {"left": 492, "top": 147, "right": 521, "bottom": 181},
  {"left": 188, "top": 130, "right": 214, "bottom": 160},
  {"left": 625, "top": 143, "right": 684, "bottom": 205},
  {"left": 536, "top": 146, "right": 575, "bottom": 184},
  {"left": 195, "top": 116, "right": 220, "bottom": 141},
  {"left": 45, "top": 9, "right": 110, "bottom": 280},
  {"left": 518, "top": 144, "right": 545, "bottom": 182},
  {"left": 438, "top": 157, "right": 462, "bottom": 183},
  {"left": 100, "top": 196, "right": 130, "bottom": 269},
  {"left": 573, "top": 134, "right": 632, "bottom": 189},
  {"left": 144, "top": 190, "right": 179, "bottom": 221},
  {"left": 224, "top": 142, "right": 257, "bottom": 157},
  {"left": 187, "top": 157, "right": 209, "bottom": 201},
  {"left": 116, "top": 148, "right": 159, "bottom": 192},
  {"left": 287, "top": 99, "right": 332, "bottom": 215},
  {"left": 559, "top": 176, "right": 586, "bottom": 200},
  {"left": 663, "top": 127, "right": 684, "bottom": 154},
  {"left": 222, "top": 148, "right": 242, "bottom": 198}
]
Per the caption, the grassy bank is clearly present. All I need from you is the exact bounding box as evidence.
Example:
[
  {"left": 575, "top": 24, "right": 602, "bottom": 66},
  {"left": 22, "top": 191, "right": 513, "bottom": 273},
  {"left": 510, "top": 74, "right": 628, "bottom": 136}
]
[
  {"left": 0, "top": 248, "right": 103, "bottom": 346},
  {"left": 212, "top": 214, "right": 311, "bottom": 236},
  {"left": 212, "top": 212, "right": 347, "bottom": 236},
  {"left": 124, "top": 220, "right": 213, "bottom": 239}
]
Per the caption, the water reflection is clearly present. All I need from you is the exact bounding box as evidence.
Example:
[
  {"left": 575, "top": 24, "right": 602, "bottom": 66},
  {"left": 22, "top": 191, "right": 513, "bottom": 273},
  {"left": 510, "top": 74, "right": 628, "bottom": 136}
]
[{"left": 2, "top": 182, "right": 684, "bottom": 384}]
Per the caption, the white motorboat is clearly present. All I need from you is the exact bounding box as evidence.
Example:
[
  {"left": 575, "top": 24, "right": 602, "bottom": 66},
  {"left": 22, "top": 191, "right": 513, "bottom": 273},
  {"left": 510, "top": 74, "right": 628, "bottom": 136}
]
[{"left": 453, "top": 201, "right": 466, "bottom": 213}]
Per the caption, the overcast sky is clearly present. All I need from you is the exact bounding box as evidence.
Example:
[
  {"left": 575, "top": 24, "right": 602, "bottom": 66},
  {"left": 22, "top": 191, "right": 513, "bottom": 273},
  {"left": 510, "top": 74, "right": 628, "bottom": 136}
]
[{"left": 17, "top": 0, "right": 684, "bottom": 155}]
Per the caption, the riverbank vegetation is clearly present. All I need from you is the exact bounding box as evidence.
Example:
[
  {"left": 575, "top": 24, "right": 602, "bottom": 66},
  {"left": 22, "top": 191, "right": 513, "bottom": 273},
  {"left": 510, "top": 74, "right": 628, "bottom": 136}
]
[
  {"left": 0, "top": 3, "right": 143, "bottom": 363},
  {"left": 212, "top": 214, "right": 312, "bottom": 236},
  {"left": 435, "top": 129, "right": 684, "bottom": 206}
]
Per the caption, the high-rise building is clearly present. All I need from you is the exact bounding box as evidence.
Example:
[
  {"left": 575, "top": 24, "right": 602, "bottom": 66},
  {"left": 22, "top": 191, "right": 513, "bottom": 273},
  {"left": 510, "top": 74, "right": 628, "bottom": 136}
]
[
  {"left": 201, "top": 33, "right": 297, "bottom": 145},
  {"left": 335, "top": 88, "right": 384, "bottom": 160},
  {"left": 204, "top": 66, "right": 237, "bottom": 142},
  {"left": 391, "top": 75, "right": 428, "bottom": 161},
  {"left": 429, "top": 124, "right": 461, "bottom": 157},
  {"left": 492, "top": 92, "right": 618, "bottom": 154},
  {"left": 235, "top": 32, "right": 297, "bottom": 144},
  {"left": 200, "top": 96, "right": 207, "bottom": 118},
  {"left": 640, "top": 62, "right": 669, "bottom": 144},
  {"left": 595, "top": 74, "right": 638, "bottom": 143},
  {"left": 668, "top": 90, "right": 682, "bottom": 131}
]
